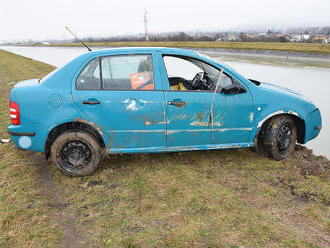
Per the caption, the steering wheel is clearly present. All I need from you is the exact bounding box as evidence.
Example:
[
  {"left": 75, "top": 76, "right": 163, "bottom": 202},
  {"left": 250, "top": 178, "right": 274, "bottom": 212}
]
[
  {"left": 191, "top": 72, "right": 213, "bottom": 90},
  {"left": 191, "top": 72, "right": 205, "bottom": 88}
]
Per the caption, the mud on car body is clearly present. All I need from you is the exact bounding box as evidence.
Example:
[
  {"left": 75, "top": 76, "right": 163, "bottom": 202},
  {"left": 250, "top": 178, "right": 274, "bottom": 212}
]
[{"left": 8, "top": 47, "right": 322, "bottom": 176}]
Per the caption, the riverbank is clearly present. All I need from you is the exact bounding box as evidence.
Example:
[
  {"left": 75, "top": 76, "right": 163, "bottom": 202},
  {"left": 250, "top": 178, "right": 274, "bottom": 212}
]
[
  {"left": 0, "top": 49, "right": 329, "bottom": 247},
  {"left": 35, "top": 41, "right": 330, "bottom": 55},
  {"left": 195, "top": 48, "right": 330, "bottom": 68}
]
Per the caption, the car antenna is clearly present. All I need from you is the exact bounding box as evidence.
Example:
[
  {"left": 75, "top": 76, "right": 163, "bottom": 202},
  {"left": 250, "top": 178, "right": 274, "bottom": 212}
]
[{"left": 65, "top": 26, "right": 92, "bottom": 52}]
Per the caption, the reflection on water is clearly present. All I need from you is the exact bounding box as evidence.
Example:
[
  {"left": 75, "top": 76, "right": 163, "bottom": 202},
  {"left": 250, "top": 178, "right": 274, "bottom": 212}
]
[
  {"left": 1, "top": 46, "right": 329, "bottom": 158},
  {"left": 0, "top": 46, "right": 87, "bottom": 67}
]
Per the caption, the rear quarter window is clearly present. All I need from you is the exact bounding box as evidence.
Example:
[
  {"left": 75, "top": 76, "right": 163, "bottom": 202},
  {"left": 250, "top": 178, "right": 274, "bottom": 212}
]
[{"left": 76, "top": 58, "right": 101, "bottom": 90}]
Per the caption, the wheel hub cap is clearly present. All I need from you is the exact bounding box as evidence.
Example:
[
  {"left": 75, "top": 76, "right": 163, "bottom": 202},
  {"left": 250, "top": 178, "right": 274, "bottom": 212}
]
[
  {"left": 61, "top": 141, "right": 91, "bottom": 168},
  {"left": 277, "top": 125, "right": 292, "bottom": 152}
]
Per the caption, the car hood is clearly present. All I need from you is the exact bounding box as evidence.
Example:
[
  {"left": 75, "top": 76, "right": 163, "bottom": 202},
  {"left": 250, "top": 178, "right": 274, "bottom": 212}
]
[
  {"left": 260, "top": 82, "right": 302, "bottom": 97},
  {"left": 259, "top": 81, "right": 315, "bottom": 103},
  {"left": 256, "top": 81, "right": 316, "bottom": 114}
]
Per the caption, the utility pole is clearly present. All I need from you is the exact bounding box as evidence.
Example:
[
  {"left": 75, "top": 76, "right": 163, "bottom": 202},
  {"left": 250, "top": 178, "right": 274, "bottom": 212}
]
[{"left": 144, "top": 9, "right": 149, "bottom": 41}]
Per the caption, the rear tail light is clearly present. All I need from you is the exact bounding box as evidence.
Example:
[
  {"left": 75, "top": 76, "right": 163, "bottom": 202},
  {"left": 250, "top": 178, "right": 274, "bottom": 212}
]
[{"left": 9, "top": 100, "right": 20, "bottom": 125}]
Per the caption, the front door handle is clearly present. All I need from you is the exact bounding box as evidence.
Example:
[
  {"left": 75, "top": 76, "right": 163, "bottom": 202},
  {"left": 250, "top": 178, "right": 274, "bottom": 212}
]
[
  {"left": 82, "top": 100, "right": 100, "bottom": 105},
  {"left": 168, "top": 100, "right": 186, "bottom": 107}
]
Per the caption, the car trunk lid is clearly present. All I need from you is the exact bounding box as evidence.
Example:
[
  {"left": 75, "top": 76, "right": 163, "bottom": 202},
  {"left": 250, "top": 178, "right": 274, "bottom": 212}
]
[{"left": 13, "top": 78, "right": 40, "bottom": 88}]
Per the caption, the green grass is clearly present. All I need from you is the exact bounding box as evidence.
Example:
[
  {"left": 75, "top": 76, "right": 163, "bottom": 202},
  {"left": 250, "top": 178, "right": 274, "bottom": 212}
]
[
  {"left": 0, "top": 49, "right": 329, "bottom": 247},
  {"left": 38, "top": 41, "right": 330, "bottom": 54},
  {"left": 0, "top": 50, "right": 59, "bottom": 247}
]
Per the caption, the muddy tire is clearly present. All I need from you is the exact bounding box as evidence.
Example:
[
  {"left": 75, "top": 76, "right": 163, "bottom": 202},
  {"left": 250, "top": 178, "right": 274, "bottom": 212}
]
[
  {"left": 50, "top": 131, "right": 103, "bottom": 176},
  {"left": 263, "top": 116, "right": 297, "bottom": 160}
]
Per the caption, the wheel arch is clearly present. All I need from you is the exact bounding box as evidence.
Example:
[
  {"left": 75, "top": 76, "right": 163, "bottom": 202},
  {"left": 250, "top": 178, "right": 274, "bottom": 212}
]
[
  {"left": 44, "top": 121, "right": 106, "bottom": 159},
  {"left": 254, "top": 113, "right": 305, "bottom": 147}
]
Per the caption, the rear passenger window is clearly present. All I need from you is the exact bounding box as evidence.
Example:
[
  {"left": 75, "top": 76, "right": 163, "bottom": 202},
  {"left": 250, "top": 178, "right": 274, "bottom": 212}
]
[
  {"left": 76, "top": 58, "right": 101, "bottom": 90},
  {"left": 101, "top": 55, "right": 154, "bottom": 90}
]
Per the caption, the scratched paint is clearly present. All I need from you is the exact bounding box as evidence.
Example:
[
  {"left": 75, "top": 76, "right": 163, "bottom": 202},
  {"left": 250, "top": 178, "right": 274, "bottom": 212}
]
[
  {"left": 124, "top": 98, "right": 153, "bottom": 112},
  {"left": 167, "top": 114, "right": 189, "bottom": 124},
  {"left": 127, "top": 100, "right": 138, "bottom": 111},
  {"left": 249, "top": 112, "right": 254, "bottom": 123},
  {"left": 139, "top": 99, "right": 153, "bottom": 104},
  {"left": 74, "top": 117, "right": 104, "bottom": 136},
  {"left": 109, "top": 129, "right": 164, "bottom": 133},
  {"left": 106, "top": 133, "right": 116, "bottom": 152},
  {"left": 167, "top": 127, "right": 252, "bottom": 134},
  {"left": 190, "top": 121, "right": 223, "bottom": 127},
  {"left": 190, "top": 121, "right": 209, "bottom": 127},
  {"left": 123, "top": 98, "right": 144, "bottom": 111},
  {"left": 288, "top": 110, "right": 299, "bottom": 116},
  {"left": 144, "top": 120, "right": 165, "bottom": 126},
  {"left": 257, "top": 110, "right": 299, "bottom": 128}
]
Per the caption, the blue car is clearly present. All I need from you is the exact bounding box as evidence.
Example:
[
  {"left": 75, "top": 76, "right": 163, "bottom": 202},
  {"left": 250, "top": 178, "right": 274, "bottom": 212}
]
[{"left": 8, "top": 47, "right": 322, "bottom": 176}]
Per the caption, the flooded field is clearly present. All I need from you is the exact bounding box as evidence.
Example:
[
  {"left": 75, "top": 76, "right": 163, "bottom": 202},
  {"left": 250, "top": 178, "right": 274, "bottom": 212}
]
[{"left": 1, "top": 45, "right": 329, "bottom": 158}]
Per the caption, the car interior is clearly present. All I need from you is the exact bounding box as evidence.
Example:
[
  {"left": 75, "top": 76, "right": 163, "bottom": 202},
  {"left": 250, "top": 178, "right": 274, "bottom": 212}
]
[
  {"left": 76, "top": 55, "right": 245, "bottom": 94},
  {"left": 164, "top": 55, "right": 246, "bottom": 93}
]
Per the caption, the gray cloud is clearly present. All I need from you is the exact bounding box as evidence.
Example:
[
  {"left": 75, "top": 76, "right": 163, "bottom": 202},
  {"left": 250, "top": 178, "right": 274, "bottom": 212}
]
[{"left": 1, "top": 0, "right": 330, "bottom": 41}]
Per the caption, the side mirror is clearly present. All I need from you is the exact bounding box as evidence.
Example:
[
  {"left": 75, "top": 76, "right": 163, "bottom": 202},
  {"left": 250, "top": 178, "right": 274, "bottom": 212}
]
[{"left": 221, "top": 85, "right": 246, "bottom": 94}]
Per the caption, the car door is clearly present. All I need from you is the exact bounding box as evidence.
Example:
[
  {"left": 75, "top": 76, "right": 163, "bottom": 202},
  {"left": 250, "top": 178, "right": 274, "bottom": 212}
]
[
  {"left": 158, "top": 54, "right": 254, "bottom": 149},
  {"left": 71, "top": 53, "right": 166, "bottom": 153},
  {"left": 211, "top": 72, "right": 254, "bottom": 145},
  {"left": 159, "top": 55, "right": 213, "bottom": 148}
]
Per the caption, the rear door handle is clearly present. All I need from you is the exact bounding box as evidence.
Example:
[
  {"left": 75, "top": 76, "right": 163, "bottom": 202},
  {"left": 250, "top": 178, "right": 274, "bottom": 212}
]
[
  {"left": 82, "top": 100, "right": 100, "bottom": 105},
  {"left": 168, "top": 101, "right": 186, "bottom": 107}
]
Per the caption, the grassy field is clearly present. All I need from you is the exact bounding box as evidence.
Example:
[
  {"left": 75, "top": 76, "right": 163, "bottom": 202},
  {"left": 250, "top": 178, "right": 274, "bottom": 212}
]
[
  {"left": 40, "top": 41, "right": 330, "bottom": 54},
  {"left": 0, "top": 49, "right": 329, "bottom": 247}
]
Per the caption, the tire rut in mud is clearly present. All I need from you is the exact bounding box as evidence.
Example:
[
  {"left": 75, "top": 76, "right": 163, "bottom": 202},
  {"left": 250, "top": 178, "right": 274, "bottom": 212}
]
[{"left": 27, "top": 151, "right": 97, "bottom": 248}]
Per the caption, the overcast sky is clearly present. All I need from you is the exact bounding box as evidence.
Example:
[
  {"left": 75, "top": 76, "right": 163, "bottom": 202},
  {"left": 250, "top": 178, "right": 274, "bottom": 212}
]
[{"left": 1, "top": 0, "right": 330, "bottom": 41}]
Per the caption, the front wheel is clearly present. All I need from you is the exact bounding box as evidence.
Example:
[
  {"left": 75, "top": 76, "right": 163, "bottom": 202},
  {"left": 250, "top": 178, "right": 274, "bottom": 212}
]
[
  {"left": 50, "top": 131, "right": 103, "bottom": 176},
  {"left": 263, "top": 116, "right": 297, "bottom": 160}
]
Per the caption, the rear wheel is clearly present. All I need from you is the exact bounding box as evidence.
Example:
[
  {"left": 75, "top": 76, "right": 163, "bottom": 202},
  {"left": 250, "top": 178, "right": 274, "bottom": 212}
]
[
  {"left": 50, "top": 131, "right": 103, "bottom": 176},
  {"left": 263, "top": 116, "right": 297, "bottom": 160}
]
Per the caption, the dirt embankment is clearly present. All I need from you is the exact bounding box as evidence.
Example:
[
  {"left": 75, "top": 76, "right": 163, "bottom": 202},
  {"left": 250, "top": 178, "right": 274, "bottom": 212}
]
[
  {"left": 1, "top": 48, "right": 329, "bottom": 248},
  {"left": 294, "top": 145, "right": 330, "bottom": 178}
]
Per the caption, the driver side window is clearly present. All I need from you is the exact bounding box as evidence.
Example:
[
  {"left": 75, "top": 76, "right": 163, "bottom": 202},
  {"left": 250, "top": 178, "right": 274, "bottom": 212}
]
[
  {"left": 164, "top": 56, "right": 202, "bottom": 80},
  {"left": 163, "top": 56, "right": 204, "bottom": 91},
  {"left": 162, "top": 55, "right": 239, "bottom": 92}
]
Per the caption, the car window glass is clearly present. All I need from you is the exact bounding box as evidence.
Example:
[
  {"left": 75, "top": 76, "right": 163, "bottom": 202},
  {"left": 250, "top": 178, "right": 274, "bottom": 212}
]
[
  {"left": 163, "top": 56, "right": 202, "bottom": 80},
  {"left": 220, "top": 74, "right": 234, "bottom": 88},
  {"left": 163, "top": 55, "right": 238, "bottom": 92},
  {"left": 76, "top": 58, "right": 101, "bottom": 90},
  {"left": 101, "top": 55, "right": 155, "bottom": 90}
]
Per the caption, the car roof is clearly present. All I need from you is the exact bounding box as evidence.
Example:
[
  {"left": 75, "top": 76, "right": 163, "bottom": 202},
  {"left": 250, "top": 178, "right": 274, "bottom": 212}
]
[{"left": 87, "top": 47, "right": 199, "bottom": 56}]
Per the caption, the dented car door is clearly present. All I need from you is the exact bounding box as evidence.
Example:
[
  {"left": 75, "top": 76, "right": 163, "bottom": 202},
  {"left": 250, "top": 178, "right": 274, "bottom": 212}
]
[
  {"left": 158, "top": 53, "right": 254, "bottom": 149},
  {"left": 71, "top": 53, "right": 166, "bottom": 152}
]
